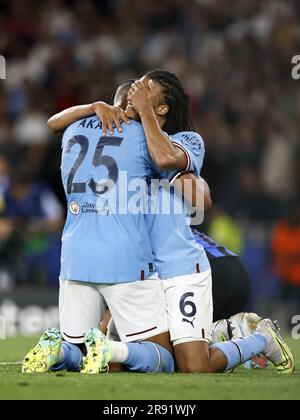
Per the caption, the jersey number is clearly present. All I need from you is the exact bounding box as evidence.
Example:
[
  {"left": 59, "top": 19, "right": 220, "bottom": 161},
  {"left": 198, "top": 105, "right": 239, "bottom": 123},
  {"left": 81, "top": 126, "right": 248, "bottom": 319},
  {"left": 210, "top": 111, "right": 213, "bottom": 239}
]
[
  {"left": 66, "top": 135, "right": 124, "bottom": 195},
  {"left": 180, "top": 292, "right": 197, "bottom": 318}
]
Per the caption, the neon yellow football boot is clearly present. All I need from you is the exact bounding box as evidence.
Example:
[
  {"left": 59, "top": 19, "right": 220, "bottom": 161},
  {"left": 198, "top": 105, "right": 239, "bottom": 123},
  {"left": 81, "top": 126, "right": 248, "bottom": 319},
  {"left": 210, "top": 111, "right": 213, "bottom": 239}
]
[
  {"left": 81, "top": 328, "right": 112, "bottom": 375},
  {"left": 22, "top": 328, "right": 62, "bottom": 374}
]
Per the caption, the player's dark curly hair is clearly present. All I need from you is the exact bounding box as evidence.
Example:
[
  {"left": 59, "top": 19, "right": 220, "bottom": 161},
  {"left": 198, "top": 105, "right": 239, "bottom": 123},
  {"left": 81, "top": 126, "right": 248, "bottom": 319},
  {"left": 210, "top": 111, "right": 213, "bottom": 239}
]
[{"left": 145, "top": 70, "right": 194, "bottom": 135}]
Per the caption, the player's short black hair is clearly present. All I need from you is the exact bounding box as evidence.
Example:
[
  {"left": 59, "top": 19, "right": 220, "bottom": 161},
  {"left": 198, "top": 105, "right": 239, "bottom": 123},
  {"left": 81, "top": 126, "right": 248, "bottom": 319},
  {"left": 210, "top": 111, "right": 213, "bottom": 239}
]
[
  {"left": 145, "top": 70, "right": 193, "bottom": 134},
  {"left": 111, "top": 79, "right": 135, "bottom": 105}
]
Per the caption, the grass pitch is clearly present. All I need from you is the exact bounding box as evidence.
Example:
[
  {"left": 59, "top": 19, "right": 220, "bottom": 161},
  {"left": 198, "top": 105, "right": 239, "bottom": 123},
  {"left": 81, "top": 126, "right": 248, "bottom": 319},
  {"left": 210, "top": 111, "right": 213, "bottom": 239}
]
[{"left": 0, "top": 336, "right": 300, "bottom": 400}]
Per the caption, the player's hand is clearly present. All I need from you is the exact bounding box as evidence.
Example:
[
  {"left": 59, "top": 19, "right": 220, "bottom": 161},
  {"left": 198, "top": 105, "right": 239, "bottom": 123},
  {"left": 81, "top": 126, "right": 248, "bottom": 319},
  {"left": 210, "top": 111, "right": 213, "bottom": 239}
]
[
  {"left": 127, "top": 80, "right": 153, "bottom": 116},
  {"left": 92, "top": 101, "right": 130, "bottom": 136}
]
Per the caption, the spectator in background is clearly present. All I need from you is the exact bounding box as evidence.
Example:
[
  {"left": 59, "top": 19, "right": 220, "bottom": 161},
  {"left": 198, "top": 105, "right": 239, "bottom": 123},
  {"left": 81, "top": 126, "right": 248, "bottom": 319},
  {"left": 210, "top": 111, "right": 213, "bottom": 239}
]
[
  {"left": 236, "top": 165, "right": 283, "bottom": 223},
  {"left": 14, "top": 100, "right": 48, "bottom": 146},
  {"left": 0, "top": 152, "right": 12, "bottom": 290},
  {"left": 0, "top": 153, "right": 10, "bottom": 196},
  {"left": 272, "top": 198, "right": 300, "bottom": 320},
  {"left": 0, "top": 165, "right": 63, "bottom": 287},
  {"left": 260, "top": 127, "right": 296, "bottom": 202}
]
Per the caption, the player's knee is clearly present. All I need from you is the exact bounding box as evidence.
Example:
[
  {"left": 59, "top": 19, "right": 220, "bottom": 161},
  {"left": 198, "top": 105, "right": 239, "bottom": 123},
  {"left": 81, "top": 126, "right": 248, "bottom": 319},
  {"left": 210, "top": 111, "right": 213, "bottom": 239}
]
[{"left": 179, "top": 360, "right": 211, "bottom": 374}]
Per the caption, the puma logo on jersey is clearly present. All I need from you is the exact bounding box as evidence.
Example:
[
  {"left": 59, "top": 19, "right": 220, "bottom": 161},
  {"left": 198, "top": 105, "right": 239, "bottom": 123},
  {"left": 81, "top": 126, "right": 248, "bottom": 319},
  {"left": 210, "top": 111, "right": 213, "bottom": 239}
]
[{"left": 182, "top": 317, "right": 196, "bottom": 328}]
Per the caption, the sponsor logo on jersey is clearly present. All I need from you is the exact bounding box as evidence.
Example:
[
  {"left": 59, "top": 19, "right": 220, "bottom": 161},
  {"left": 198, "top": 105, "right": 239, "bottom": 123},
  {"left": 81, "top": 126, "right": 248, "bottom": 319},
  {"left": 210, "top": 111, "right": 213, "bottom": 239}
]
[{"left": 82, "top": 202, "right": 110, "bottom": 215}]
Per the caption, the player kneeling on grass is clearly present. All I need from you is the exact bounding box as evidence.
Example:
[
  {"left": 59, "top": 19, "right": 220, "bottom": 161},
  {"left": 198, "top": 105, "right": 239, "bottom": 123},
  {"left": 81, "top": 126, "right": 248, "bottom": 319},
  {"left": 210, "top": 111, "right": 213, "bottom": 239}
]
[
  {"left": 22, "top": 76, "right": 182, "bottom": 375},
  {"left": 123, "top": 72, "right": 294, "bottom": 375}
]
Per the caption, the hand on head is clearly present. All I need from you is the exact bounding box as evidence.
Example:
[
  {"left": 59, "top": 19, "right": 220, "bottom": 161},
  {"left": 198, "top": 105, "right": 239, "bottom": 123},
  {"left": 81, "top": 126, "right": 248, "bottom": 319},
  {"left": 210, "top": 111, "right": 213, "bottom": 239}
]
[
  {"left": 127, "top": 79, "right": 155, "bottom": 116},
  {"left": 92, "top": 102, "right": 130, "bottom": 136}
]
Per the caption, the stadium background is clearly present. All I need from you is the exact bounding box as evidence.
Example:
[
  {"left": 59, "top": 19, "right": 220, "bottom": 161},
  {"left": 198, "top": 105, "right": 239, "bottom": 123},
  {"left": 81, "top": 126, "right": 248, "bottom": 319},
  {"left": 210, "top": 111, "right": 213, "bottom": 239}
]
[{"left": 0, "top": 0, "right": 299, "bottom": 338}]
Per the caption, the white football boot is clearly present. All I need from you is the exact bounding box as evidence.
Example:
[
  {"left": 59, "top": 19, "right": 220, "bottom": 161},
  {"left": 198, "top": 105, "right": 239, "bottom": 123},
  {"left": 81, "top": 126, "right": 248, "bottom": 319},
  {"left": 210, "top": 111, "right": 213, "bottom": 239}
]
[
  {"left": 229, "top": 313, "right": 268, "bottom": 369},
  {"left": 256, "top": 319, "right": 295, "bottom": 374},
  {"left": 211, "top": 319, "right": 234, "bottom": 344}
]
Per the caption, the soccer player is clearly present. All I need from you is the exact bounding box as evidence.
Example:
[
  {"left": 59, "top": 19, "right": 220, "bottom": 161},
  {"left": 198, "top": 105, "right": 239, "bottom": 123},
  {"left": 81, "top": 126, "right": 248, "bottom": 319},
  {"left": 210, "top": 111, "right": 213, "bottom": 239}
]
[
  {"left": 124, "top": 71, "right": 294, "bottom": 374},
  {"left": 45, "top": 71, "right": 295, "bottom": 375},
  {"left": 46, "top": 75, "right": 214, "bottom": 374},
  {"left": 49, "top": 95, "right": 250, "bottom": 325},
  {"left": 22, "top": 89, "right": 179, "bottom": 375},
  {"left": 49, "top": 89, "right": 251, "bottom": 326}
]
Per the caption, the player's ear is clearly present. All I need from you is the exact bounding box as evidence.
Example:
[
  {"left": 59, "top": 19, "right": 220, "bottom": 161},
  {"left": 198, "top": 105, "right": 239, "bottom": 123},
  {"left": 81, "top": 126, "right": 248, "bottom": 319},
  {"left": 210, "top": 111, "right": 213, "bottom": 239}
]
[{"left": 155, "top": 104, "right": 169, "bottom": 117}]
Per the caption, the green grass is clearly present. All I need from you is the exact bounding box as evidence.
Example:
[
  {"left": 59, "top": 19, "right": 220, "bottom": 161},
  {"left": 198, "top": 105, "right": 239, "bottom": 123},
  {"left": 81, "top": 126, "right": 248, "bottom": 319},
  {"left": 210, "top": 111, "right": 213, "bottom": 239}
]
[{"left": 0, "top": 336, "right": 300, "bottom": 400}]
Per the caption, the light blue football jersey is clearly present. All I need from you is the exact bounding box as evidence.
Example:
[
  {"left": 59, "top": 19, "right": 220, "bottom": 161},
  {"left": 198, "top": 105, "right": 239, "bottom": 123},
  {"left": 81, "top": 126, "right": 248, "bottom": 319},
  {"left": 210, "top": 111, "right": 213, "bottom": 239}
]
[
  {"left": 147, "top": 131, "right": 211, "bottom": 280},
  {"left": 60, "top": 118, "right": 157, "bottom": 284}
]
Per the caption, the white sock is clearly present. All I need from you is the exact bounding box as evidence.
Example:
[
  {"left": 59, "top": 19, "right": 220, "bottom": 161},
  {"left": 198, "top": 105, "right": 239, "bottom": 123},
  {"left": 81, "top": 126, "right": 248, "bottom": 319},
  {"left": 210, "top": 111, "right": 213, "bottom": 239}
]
[{"left": 109, "top": 341, "right": 129, "bottom": 364}]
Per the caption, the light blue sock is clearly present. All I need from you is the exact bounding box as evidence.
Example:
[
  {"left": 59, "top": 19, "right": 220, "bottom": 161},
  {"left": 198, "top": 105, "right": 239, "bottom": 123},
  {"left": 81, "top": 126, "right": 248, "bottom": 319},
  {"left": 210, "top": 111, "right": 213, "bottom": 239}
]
[
  {"left": 51, "top": 342, "right": 83, "bottom": 372},
  {"left": 125, "top": 342, "right": 174, "bottom": 373},
  {"left": 211, "top": 333, "right": 266, "bottom": 372}
]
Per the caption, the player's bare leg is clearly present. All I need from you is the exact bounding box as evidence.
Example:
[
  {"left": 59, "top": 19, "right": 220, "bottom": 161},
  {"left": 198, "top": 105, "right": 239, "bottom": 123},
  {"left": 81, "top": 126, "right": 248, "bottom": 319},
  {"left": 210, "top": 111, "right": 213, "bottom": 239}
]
[
  {"left": 144, "top": 332, "right": 173, "bottom": 354},
  {"left": 174, "top": 342, "right": 227, "bottom": 374}
]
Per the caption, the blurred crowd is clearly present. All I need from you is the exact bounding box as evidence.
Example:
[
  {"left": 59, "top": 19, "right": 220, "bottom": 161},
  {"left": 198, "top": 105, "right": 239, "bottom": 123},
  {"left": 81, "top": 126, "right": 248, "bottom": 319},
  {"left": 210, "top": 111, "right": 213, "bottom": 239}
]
[{"left": 0, "top": 0, "right": 299, "bottom": 313}]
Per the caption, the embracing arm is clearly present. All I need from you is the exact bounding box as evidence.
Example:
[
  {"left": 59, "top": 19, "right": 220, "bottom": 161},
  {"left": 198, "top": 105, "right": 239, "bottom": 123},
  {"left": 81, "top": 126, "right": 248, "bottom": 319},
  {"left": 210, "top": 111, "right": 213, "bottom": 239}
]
[
  {"left": 173, "top": 174, "right": 212, "bottom": 212},
  {"left": 139, "top": 107, "right": 188, "bottom": 171},
  {"left": 47, "top": 104, "right": 95, "bottom": 133},
  {"left": 202, "top": 177, "right": 212, "bottom": 211},
  {"left": 47, "top": 102, "right": 129, "bottom": 135}
]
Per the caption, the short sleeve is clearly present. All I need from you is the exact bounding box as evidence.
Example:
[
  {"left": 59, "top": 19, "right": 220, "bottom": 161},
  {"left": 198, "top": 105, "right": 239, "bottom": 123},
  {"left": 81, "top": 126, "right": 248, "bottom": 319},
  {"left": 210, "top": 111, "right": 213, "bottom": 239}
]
[
  {"left": 169, "top": 131, "right": 205, "bottom": 177},
  {"left": 151, "top": 131, "right": 205, "bottom": 183}
]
